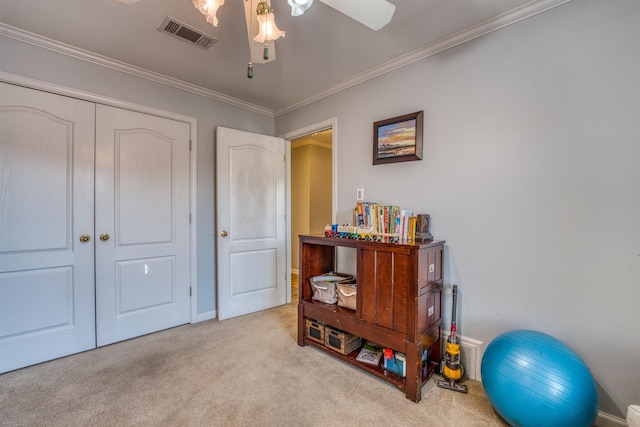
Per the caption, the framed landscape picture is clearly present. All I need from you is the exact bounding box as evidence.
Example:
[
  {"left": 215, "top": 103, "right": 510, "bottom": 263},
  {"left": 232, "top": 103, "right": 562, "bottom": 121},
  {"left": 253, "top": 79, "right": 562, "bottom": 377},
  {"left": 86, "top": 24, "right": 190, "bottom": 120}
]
[{"left": 373, "top": 111, "right": 423, "bottom": 165}]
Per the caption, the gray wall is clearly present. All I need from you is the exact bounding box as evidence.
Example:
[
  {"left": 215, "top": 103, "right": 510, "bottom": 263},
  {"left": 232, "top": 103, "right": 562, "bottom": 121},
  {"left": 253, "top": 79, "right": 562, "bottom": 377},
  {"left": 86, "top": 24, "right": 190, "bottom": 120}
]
[
  {"left": 2, "top": 0, "right": 638, "bottom": 418},
  {"left": 276, "top": 0, "right": 639, "bottom": 418},
  {"left": 0, "top": 35, "right": 274, "bottom": 319}
]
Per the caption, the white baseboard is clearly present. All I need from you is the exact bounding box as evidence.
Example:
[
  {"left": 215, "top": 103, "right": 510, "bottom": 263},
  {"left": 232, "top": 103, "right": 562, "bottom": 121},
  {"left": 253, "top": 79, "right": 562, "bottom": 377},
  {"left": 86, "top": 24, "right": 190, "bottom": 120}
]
[
  {"left": 196, "top": 310, "right": 216, "bottom": 323},
  {"left": 596, "top": 411, "right": 628, "bottom": 427},
  {"left": 460, "top": 335, "right": 484, "bottom": 381},
  {"left": 440, "top": 333, "right": 484, "bottom": 381}
]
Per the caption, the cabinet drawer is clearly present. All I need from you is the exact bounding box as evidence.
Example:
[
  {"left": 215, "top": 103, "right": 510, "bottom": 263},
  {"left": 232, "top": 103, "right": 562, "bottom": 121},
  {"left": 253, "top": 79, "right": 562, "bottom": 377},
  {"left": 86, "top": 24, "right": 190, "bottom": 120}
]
[
  {"left": 419, "top": 245, "right": 443, "bottom": 291},
  {"left": 418, "top": 285, "right": 441, "bottom": 334}
]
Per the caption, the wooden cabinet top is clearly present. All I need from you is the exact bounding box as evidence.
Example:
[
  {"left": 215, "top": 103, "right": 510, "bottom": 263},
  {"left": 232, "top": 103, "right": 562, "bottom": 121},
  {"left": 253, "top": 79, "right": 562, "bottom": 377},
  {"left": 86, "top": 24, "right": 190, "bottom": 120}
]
[{"left": 299, "top": 234, "right": 445, "bottom": 250}]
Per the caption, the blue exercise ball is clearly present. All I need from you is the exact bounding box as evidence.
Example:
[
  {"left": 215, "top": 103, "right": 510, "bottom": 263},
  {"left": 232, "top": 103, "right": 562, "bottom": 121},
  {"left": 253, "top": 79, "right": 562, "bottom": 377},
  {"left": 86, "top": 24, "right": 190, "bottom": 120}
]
[{"left": 481, "top": 329, "right": 598, "bottom": 427}]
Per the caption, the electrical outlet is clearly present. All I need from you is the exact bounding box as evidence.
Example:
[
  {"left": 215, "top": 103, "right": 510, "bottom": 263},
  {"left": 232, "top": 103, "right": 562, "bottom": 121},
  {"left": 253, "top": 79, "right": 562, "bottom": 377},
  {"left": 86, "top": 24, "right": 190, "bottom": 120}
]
[{"left": 356, "top": 188, "right": 364, "bottom": 201}]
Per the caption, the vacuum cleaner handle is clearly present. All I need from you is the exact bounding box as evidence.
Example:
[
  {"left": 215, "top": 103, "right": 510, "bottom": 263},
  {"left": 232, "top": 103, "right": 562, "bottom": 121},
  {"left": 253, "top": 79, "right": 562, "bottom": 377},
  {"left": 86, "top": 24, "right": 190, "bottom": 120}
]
[{"left": 450, "top": 284, "right": 458, "bottom": 339}]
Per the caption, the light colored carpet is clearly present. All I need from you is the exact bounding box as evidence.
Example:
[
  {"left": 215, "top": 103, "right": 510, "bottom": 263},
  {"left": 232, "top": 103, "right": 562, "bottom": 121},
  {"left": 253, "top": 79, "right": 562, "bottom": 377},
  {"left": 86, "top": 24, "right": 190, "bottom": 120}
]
[{"left": 0, "top": 295, "right": 508, "bottom": 427}]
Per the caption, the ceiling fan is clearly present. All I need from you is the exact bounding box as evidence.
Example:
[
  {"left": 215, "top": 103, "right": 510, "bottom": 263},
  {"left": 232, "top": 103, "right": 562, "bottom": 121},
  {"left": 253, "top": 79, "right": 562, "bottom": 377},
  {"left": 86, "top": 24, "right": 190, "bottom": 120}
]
[
  {"left": 314, "top": 0, "right": 396, "bottom": 31},
  {"left": 119, "top": 0, "right": 395, "bottom": 29},
  {"left": 119, "top": 0, "right": 396, "bottom": 76}
]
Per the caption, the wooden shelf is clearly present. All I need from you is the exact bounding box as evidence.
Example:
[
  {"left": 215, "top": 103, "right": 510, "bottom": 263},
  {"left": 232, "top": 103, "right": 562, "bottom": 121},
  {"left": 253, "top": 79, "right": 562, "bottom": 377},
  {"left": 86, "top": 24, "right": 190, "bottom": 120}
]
[
  {"left": 303, "top": 336, "right": 441, "bottom": 389},
  {"left": 297, "top": 235, "right": 445, "bottom": 402}
]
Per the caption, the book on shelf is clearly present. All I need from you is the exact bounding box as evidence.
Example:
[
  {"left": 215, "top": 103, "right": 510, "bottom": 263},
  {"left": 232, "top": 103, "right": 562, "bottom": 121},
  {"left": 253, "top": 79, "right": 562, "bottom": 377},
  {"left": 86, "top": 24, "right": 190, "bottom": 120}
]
[
  {"left": 356, "top": 202, "right": 364, "bottom": 226},
  {"left": 352, "top": 202, "right": 424, "bottom": 241},
  {"left": 356, "top": 342, "right": 384, "bottom": 366}
]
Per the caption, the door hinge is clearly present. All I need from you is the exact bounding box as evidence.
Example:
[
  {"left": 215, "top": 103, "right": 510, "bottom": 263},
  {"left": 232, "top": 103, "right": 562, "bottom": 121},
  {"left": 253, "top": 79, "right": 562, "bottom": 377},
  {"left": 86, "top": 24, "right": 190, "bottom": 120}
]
[
  {"left": 189, "top": 286, "right": 192, "bottom": 297},
  {"left": 189, "top": 213, "right": 192, "bottom": 224},
  {"left": 189, "top": 140, "right": 192, "bottom": 151}
]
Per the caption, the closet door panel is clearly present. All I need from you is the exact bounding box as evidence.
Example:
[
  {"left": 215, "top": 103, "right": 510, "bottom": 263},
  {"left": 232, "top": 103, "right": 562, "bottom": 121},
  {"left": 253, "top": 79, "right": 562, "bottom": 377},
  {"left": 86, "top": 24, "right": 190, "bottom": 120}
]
[
  {"left": 95, "top": 105, "right": 190, "bottom": 346},
  {"left": 0, "top": 82, "right": 96, "bottom": 373}
]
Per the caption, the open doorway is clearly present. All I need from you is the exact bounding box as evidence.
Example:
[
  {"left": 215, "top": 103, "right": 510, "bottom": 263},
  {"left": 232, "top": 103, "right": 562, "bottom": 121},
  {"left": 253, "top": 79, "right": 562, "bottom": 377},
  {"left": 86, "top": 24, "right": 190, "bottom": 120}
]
[
  {"left": 290, "top": 129, "right": 332, "bottom": 276},
  {"left": 281, "top": 118, "right": 337, "bottom": 302}
]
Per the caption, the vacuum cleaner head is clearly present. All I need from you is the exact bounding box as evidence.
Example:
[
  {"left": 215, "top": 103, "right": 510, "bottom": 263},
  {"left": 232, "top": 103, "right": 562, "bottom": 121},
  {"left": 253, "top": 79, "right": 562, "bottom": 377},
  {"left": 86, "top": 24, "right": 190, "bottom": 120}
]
[{"left": 437, "top": 377, "right": 469, "bottom": 393}]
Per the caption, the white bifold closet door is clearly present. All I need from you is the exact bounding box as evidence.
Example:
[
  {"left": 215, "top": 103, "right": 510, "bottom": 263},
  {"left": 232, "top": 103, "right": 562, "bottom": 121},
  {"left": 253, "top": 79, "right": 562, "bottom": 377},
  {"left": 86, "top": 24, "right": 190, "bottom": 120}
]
[
  {"left": 94, "top": 105, "right": 191, "bottom": 346},
  {"left": 0, "top": 83, "right": 191, "bottom": 372},
  {"left": 0, "top": 83, "right": 97, "bottom": 372}
]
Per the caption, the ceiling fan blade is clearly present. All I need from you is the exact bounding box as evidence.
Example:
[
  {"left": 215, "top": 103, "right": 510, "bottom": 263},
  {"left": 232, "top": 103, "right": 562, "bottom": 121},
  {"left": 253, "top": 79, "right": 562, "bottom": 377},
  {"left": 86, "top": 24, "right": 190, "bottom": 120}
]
[{"left": 319, "top": 0, "right": 396, "bottom": 31}]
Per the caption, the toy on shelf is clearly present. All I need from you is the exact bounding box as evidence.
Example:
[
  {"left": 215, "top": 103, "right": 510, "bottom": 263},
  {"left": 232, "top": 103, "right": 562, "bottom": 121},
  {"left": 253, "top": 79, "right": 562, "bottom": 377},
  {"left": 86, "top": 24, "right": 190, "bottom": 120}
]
[{"left": 324, "top": 224, "right": 399, "bottom": 242}]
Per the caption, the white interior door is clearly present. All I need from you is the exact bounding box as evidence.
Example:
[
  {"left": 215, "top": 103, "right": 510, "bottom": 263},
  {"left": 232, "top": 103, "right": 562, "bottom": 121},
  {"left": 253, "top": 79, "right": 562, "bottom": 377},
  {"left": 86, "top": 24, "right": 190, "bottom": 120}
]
[
  {"left": 216, "top": 127, "right": 287, "bottom": 320},
  {"left": 95, "top": 105, "right": 191, "bottom": 346},
  {"left": 0, "top": 83, "right": 96, "bottom": 372}
]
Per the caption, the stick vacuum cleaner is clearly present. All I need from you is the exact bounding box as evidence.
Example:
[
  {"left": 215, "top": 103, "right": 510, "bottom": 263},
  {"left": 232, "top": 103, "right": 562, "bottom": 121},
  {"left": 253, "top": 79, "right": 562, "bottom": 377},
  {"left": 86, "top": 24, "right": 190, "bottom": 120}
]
[{"left": 437, "top": 284, "right": 468, "bottom": 393}]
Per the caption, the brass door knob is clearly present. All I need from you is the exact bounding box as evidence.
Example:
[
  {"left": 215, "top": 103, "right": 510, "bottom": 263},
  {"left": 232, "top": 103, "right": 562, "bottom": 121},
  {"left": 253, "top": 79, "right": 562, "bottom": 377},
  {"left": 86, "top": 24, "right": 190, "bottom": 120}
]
[
  {"left": 79, "top": 234, "right": 91, "bottom": 243},
  {"left": 99, "top": 233, "right": 110, "bottom": 242},
  {"left": 220, "top": 230, "right": 228, "bottom": 237}
]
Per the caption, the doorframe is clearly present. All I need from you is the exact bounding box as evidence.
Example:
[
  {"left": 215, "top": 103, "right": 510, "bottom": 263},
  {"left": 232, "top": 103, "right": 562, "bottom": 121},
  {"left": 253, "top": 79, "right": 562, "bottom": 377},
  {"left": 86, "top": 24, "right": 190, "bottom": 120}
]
[
  {"left": 279, "top": 117, "right": 337, "bottom": 303},
  {"left": 0, "top": 71, "right": 199, "bottom": 323}
]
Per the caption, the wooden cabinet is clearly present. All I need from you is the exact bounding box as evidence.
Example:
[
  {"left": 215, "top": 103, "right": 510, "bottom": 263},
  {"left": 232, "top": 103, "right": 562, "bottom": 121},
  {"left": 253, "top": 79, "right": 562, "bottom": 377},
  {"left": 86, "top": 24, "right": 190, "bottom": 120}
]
[{"left": 297, "top": 235, "right": 444, "bottom": 402}]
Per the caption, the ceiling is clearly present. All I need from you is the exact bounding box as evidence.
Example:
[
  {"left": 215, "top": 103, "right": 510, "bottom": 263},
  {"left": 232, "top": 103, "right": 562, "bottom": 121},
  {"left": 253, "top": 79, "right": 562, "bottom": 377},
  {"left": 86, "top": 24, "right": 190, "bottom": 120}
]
[
  {"left": 0, "top": 0, "right": 562, "bottom": 115},
  {"left": 292, "top": 128, "right": 332, "bottom": 148}
]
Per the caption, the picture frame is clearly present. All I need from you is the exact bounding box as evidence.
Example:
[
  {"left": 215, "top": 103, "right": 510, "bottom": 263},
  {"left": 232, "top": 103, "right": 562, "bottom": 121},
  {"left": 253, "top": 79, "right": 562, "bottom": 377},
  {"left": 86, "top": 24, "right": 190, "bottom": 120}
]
[{"left": 373, "top": 111, "right": 423, "bottom": 165}]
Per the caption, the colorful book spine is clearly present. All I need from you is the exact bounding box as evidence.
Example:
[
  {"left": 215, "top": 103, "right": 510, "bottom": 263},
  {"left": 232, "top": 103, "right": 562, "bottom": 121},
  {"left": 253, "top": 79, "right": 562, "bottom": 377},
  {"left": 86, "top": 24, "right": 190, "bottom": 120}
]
[
  {"left": 352, "top": 203, "right": 421, "bottom": 241},
  {"left": 356, "top": 202, "right": 364, "bottom": 226}
]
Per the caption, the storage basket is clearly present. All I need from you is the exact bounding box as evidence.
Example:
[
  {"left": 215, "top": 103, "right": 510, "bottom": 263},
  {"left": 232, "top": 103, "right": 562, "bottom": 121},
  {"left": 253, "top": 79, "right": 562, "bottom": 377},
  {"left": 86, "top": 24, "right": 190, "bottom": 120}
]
[
  {"left": 304, "top": 319, "right": 325, "bottom": 344},
  {"left": 324, "top": 326, "right": 363, "bottom": 355},
  {"left": 336, "top": 280, "right": 357, "bottom": 310},
  {"left": 309, "top": 272, "right": 353, "bottom": 304}
]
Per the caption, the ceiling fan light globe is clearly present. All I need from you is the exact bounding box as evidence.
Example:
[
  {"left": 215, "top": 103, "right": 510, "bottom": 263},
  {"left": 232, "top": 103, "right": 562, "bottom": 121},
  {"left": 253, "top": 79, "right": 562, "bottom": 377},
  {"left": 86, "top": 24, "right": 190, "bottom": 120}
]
[
  {"left": 192, "top": 0, "right": 225, "bottom": 27},
  {"left": 253, "top": 11, "right": 285, "bottom": 43},
  {"left": 288, "top": 0, "right": 313, "bottom": 16}
]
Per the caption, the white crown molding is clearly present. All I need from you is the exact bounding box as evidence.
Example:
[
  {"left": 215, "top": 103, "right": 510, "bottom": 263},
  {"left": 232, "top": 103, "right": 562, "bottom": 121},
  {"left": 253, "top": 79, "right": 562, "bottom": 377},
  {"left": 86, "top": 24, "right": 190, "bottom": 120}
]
[
  {"left": 0, "top": 22, "right": 273, "bottom": 117},
  {"left": 273, "top": 0, "right": 573, "bottom": 116},
  {"left": 291, "top": 139, "right": 332, "bottom": 150},
  {"left": 1, "top": 0, "right": 572, "bottom": 118},
  {"left": 0, "top": 71, "right": 197, "bottom": 125}
]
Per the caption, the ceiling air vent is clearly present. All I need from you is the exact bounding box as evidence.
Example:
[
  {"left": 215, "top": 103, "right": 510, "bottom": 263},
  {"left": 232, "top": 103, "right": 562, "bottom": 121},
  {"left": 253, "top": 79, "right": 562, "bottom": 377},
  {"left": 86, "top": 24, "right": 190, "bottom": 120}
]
[{"left": 158, "top": 16, "right": 217, "bottom": 50}]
